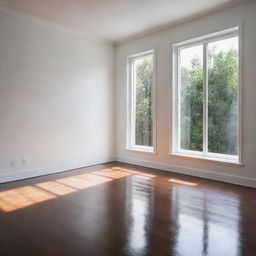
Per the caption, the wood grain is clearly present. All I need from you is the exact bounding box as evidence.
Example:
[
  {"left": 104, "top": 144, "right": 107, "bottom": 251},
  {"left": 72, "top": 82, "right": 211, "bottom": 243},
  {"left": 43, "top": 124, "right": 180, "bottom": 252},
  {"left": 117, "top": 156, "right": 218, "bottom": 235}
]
[{"left": 0, "top": 162, "right": 255, "bottom": 256}]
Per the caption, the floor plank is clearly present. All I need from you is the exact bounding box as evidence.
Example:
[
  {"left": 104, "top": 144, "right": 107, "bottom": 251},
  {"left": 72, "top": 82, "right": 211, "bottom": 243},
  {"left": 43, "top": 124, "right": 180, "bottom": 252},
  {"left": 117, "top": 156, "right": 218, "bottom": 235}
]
[{"left": 0, "top": 162, "right": 255, "bottom": 256}]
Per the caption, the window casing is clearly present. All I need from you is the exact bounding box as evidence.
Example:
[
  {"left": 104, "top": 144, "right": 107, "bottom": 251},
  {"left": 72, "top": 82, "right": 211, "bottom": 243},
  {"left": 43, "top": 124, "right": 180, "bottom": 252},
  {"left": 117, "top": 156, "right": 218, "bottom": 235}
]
[
  {"left": 127, "top": 50, "right": 156, "bottom": 153},
  {"left": 172, "top": 27, "right": 241, "bottom": 163}
]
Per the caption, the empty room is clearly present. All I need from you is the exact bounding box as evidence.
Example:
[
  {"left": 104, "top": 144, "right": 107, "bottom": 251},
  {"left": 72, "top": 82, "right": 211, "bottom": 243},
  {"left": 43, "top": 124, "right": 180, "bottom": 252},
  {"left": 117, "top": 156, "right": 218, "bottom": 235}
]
[{"left": 0, "top": 0, "right": 256, "bottom": 255}]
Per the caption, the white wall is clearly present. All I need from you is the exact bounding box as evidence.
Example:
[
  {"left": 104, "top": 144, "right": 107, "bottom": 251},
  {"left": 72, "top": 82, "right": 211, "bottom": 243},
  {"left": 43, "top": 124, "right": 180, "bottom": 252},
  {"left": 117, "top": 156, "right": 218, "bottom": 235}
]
[
  {"left": 0, "top": 8, "right": 114, "bottom": 182},
  {"left": 115, "top": 1, "right": 256, "bottom": 187},
  {"left": 1, "top": 1, "right": 255, "bottom": 188}
]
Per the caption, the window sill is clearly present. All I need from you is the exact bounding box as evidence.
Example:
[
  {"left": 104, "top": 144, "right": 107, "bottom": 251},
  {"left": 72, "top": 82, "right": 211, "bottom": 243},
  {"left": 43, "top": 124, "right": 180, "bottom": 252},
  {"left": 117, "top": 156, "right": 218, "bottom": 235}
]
[
  {"left": 169, "top": 152, "right": 244, "bottom": 167},
  {"left": 126, "top": 147, "right": 156, "bottom": 154}
]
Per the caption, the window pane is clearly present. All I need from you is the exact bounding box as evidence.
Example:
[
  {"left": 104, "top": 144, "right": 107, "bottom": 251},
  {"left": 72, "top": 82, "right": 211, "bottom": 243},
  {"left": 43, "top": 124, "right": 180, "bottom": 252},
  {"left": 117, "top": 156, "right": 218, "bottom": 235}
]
[
  {"left": 180, "top": 45, "right": 203, "bottom": 151},
  {"left": 134, "top": 55, "right": 153, "bottom": 147},
  {"left": 208, "top": 37, "right": 239, "bottom": 155}
]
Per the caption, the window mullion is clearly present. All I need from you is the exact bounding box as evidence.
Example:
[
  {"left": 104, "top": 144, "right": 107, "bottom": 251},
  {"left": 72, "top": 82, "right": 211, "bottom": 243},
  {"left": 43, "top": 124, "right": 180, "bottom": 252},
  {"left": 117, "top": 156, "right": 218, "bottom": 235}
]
[{"left": 203, "top": 43, "right": 209, "bottom": 154}]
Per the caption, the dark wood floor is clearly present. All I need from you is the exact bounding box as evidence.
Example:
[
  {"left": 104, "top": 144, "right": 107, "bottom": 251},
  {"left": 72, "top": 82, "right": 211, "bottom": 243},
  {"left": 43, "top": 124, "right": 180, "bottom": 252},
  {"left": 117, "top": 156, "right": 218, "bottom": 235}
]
[{"left": 0, "top": 162, "right": 255, "bottom": 256}]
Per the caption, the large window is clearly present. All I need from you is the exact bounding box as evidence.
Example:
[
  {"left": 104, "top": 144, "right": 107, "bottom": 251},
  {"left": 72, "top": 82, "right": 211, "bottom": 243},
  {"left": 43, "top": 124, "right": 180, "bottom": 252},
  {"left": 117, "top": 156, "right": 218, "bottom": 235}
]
[
  {"left": 127, "top": 50, "right": 156, "bottom": 153},
  {"left": 172, "top": 28, "right": 240, "bottom": 163}
]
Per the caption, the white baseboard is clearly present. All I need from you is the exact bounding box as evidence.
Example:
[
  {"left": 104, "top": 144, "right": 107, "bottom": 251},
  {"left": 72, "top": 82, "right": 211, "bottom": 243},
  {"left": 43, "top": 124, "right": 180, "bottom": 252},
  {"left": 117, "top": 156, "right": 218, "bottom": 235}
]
[
  {"left": 115, "top": 156, "right": 256, "bottom": 188},
  {"left": 0, "top": 157, "right": 114, "bottom": 184},
  {"left": 1, "top": 155, "right": 255, "bottom": 188}
]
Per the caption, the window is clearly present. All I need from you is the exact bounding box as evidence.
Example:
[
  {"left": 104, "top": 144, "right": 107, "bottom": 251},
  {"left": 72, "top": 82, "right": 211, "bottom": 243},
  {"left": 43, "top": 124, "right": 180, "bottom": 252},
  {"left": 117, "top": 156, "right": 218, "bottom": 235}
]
[
  {"left": 127, "top": 50, "right": 156, "bottom": 153},
  {"left": 172, "top": 27, "right": 240, "bottom": 163}
]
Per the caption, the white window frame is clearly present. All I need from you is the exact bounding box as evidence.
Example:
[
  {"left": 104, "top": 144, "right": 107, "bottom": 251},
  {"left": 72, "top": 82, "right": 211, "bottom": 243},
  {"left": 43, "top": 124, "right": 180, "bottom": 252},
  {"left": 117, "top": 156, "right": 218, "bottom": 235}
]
[
  {"left": 127, "top": 49, "right": 156, "bottom": 153},
  {"left": 172, "top": 27, "right": 242, "bottom": 164}
]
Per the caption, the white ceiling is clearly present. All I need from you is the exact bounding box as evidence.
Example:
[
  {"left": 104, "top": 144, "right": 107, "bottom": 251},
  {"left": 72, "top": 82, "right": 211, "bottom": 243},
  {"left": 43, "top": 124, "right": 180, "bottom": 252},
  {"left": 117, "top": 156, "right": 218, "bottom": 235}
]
[{"left": 0, "top": 0, "right": 246, "bottom": 44}]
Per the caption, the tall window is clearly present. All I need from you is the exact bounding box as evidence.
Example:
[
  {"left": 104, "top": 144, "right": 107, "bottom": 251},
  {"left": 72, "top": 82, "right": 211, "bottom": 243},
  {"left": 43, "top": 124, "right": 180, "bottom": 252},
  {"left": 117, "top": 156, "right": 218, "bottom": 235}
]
[
  {"left": 127, "top": 50, "right": 155, "bottom": 152},
  {"left": 173, "top": 27, "right": 240, "bottom": 163}
]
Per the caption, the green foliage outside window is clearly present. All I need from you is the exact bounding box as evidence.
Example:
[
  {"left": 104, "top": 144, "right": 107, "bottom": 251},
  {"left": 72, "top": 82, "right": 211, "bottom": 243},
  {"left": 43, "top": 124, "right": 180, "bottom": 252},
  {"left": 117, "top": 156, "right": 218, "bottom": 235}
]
[
  {"left": 180, "top": 48, "right": 238, "bottom": 155},
  {"left": 135, "top": 58, "right": 153, "bottom": 147},
  {"left": 133, "top": 45, "right": 238, "bottom": 155}
]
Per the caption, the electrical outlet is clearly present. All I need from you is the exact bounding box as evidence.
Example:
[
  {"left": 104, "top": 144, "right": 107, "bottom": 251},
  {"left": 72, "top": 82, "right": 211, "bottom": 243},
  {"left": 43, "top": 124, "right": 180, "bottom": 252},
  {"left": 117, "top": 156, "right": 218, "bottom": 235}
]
[
  {"left": 10, "top": 159, "right": 26, "bottom": 168},
  {"left": 10, "top": 160, "right": 15, "bottom": 167}
]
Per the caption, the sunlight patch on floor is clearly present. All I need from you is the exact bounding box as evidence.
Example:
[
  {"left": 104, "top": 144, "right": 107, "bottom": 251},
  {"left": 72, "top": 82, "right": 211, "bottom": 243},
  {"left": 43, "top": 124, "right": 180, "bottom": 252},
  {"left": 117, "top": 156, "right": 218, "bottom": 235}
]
[
  {"left": 169, "top": 178, "right": 198, "bottom": 186},
  {"left": 56, "top": 173, "right": 112, "bottom": 190},
  {"left": 0, "top": 167, "right": 157, "bottom": 213},
  {"left": 111, "top": 167, "right": 156, "bottom": 178},
  {"left": 0, "top": 186, "right": 56, "bottom": 212},
  {"left": 36, "top": 181, "right": 77, "bottom": 196},
  {"left": 93, "top": 169, "right": 131, "bottom": 179}
]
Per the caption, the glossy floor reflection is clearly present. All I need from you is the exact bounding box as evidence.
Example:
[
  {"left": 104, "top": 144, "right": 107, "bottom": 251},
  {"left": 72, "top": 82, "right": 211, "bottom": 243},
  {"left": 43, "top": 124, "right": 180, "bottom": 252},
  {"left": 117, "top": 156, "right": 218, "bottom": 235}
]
[
  {"left": 0, "top": 168, "right": 151, "bottom": 212},
  {"left": 0, "top": 162, "right": 255, "bottom": 256}
]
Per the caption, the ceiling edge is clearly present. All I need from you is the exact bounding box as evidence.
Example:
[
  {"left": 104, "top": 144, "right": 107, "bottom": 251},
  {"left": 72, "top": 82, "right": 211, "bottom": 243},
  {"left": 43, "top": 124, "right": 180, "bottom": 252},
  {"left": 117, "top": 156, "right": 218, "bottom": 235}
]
[
  {"left": 0, "top": 5, "right": 111, "bottom": 45},
  {"left": 113, "top": 0, "right": 250, "bottom": 46}
]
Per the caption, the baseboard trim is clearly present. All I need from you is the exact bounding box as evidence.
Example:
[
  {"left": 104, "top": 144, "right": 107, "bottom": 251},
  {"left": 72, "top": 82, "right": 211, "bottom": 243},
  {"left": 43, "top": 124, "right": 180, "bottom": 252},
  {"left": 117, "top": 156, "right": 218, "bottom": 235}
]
[
  {"left": 115, "top": 156, "right": 256, "bottom": 188},
  {"left": 1, "top": 155, "right": 255, "bottom": 188},
  {"left": 0, "top": 157, "right": 115, "bottom": 184}
]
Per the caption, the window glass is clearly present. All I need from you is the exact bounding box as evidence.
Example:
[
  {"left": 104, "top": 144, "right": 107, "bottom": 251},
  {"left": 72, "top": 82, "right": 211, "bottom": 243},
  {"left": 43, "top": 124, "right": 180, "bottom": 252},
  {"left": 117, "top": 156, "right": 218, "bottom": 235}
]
[
  {"left": 180, "top": 45, "right": 204, "bottom": 151},
  {"left": 208, "top": 37, "right": 239, "bottom": 155},
  {"left": 173, "top": 28, "right": 239, "bottom": 162},
  {"left": 134, "top": 56, "right": 153, "bottom": 147}
]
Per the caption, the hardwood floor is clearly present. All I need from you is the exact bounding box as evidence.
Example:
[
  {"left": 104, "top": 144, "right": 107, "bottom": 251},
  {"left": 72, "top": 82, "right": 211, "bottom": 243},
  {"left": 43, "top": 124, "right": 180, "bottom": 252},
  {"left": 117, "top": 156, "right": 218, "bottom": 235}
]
[{"left": 0, "top": 162, "right": 255, "bottom": 256}]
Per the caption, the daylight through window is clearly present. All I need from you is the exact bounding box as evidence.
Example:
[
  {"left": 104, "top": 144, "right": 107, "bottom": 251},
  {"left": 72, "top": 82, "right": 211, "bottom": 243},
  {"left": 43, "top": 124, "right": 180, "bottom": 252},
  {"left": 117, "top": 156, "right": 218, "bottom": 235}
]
[
  {"left": 173, "top": 28, "right": 240, "bottom": 163},
  {"left": 127, "top": 50, "right": 155, "bottom": 152}
]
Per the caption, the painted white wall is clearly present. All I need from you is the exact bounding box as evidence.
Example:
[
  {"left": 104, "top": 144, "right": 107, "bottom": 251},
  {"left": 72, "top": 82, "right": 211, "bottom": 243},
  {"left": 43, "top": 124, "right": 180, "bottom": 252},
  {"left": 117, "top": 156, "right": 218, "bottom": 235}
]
[
  {"left": 1, "top": 1, "right": 255, "bottom": 188},
  {"left": 115, "top": 0, "right": 256, "bottom": 187},
  {"left": 0, "top": 8, "right": 114, "bottom": 182}
]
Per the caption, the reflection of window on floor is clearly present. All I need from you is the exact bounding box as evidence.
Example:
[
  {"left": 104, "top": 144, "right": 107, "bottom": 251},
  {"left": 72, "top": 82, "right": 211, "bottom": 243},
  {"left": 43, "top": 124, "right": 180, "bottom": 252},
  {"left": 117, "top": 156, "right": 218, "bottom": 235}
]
[
  {"left": 125, "top": 175, "right": 155, "bottom": 255},
  {"left": 172, "top": 186, "right": 240, "bottom": 256}
]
